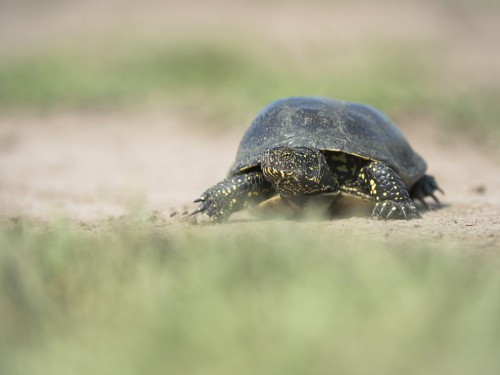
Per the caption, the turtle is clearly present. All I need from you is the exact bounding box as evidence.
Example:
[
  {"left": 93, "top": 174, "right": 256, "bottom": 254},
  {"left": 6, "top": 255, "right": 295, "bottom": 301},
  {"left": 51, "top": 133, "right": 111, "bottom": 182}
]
[{"left": 191, "top": 97, "right": 442, "bottom": 222}]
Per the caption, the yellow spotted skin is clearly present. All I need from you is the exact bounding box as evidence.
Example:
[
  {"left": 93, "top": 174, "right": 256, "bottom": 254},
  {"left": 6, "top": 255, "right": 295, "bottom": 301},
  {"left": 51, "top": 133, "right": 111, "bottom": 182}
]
[
  {"left": 358, "top": 161, "right": 418, "bottom": 219},
  {"left": 192, "top": 172, "right": 273, "bottom": 221},
  {"left": 360, "top": 161, "right": 409, "bottom": 203},
  {"left": 193, "top": 148, "right": 426, "bottom": 221},
  {"left": 261, "top": 147, "right": 339, "bottom": 197},
  {"left": 325, "top": 152, "right": 419, "bottom": 218}
]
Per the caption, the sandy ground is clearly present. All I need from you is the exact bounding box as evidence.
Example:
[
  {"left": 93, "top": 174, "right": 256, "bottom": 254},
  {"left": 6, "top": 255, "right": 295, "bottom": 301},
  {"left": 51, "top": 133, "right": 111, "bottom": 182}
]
[
  {"left": 1, "top": 1, "right": 499, "bottom": 249},
  {"left": 1, "top": 111, "right": 499, "bottom": 250}
]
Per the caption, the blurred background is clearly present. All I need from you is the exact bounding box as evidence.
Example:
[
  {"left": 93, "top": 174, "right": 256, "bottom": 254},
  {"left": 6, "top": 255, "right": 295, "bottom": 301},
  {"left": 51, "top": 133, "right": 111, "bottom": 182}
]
[
  {"left": 2, "top": 2, "right": 500, "bottom": 375},
  {"left": 2, "top": 0, "right": 500, "bottom": 122}
]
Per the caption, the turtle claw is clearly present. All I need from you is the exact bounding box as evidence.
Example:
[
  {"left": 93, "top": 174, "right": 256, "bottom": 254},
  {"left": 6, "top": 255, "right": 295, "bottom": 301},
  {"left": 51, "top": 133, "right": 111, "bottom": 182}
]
[
  {"left": 410, "top": 175, "right": 444, "bottom": 210},
  {"left": 191, "top": 195, "right": 209, "bottom": 216},
  {"left": 191, "top": 190, "right": 226, "bottom": 221},
  {"left": 416, "top": 197, "right": 430, "bottom": 210},
  {"left": 371, "top": 201, "right": 420, "bottom": 220},
  {"left": 190, "top": 197, "right": 208, "bottom": 216},
  {"left": 370, "top": 202, "right": 382, "bottom": 219},
  {"left": 189, "top": 206, "right": 204, "bottom": 216},
  {"left": 401, "top": 206, "right": 409, "bottom": 220},
  {"left": 430, "top": 193, "right": 441, "bottom": 206},
  {"left": 385, "top": 207, "right": 396, "bottom": 220}
]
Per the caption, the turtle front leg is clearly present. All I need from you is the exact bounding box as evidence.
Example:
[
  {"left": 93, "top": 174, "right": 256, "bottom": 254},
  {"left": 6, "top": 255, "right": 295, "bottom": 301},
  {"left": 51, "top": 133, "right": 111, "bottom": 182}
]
[
  {"left": 191, "top": 172, "right": 273, "bottom": 222},
  {"left": 359, "top": 161, "right": 419, "bottom": 220}
]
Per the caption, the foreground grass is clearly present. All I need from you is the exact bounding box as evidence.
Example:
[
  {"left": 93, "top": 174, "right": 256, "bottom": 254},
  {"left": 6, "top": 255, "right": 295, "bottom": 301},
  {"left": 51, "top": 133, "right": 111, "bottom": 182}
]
[{"left": 1, "top": 219, "right": 500, "bottom": 375}]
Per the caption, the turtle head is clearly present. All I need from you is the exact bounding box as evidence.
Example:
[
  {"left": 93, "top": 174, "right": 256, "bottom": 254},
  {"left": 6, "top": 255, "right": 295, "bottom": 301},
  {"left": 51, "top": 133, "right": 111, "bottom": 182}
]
[{"left": 261, "top": 146, "right": 339, "bottom": 196}]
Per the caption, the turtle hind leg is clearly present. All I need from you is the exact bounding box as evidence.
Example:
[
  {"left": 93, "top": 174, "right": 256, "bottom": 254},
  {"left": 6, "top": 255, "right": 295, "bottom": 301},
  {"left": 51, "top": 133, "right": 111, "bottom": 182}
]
[
  {"left": 359, "top": 161, "right": 419, "bottom": 220},
  {"left": 191, "top": 172, "right": 273, "bottom": 222},
  {"left": 409, "top": 175, "right": 444, "bottom": 209}
]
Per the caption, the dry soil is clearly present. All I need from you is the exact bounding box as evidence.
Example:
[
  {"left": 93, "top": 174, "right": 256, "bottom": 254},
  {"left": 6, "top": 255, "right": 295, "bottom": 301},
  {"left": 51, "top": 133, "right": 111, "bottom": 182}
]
[{"left": 1, "top": 111, "right": 499, "bottom": 250}]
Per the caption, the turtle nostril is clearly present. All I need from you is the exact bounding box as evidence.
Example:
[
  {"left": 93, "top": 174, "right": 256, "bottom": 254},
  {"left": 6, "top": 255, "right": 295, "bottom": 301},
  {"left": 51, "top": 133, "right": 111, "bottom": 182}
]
[{"left": 262, "top": 150, "right": 271, "bottom": 163}]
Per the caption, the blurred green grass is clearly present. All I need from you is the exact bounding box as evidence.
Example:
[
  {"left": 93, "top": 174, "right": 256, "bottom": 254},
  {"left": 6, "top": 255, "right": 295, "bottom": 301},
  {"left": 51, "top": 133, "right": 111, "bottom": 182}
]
[
  {"left": 1, "top": 40, "right": 420, "bottom": 110},
  {"left": 1, "top": 219, "right": 500, "bottom": 375},
  {"left": 1, "top": 38, "right": 499, "bottom": 139}
]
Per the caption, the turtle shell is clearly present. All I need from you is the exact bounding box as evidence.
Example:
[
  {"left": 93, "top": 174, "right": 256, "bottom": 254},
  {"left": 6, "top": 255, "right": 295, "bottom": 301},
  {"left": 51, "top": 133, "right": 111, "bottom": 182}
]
[{"left": 229, "top": 97, "right": 427, "bottom": 188}]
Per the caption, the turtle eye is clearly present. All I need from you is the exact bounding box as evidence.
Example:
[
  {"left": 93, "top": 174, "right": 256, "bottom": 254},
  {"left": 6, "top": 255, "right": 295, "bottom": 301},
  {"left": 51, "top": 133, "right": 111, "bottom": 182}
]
[{"left": 280, "top": 150, "right": 292, "bottom": 160}]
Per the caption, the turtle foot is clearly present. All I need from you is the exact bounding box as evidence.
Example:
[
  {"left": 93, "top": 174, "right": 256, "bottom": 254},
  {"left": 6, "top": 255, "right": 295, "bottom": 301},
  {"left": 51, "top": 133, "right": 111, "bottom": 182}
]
[
  {"left": 410, "top": 175, "right": 444, "bottom": 210},
  {"left": 371, "top": 200, "right": 420, "bottom": 220}
]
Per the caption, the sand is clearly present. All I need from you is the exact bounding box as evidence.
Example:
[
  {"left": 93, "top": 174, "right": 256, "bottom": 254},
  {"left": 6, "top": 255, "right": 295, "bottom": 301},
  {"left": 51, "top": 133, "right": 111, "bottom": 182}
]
[{"left": 1, "top": 110, "right": 499, "bottom": 250}]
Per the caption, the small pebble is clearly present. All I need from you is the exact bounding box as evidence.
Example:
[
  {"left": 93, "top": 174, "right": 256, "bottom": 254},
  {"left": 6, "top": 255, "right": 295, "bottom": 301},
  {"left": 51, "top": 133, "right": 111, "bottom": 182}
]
[{"left": 469, "top": 185, "right": 486, "bottom": 195}]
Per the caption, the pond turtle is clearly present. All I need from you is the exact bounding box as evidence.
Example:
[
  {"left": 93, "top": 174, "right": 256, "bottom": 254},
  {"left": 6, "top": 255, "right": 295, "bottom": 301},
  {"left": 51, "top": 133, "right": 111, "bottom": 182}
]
[{"left": 192, "top": 97, "right": 442, "bottom": 221}]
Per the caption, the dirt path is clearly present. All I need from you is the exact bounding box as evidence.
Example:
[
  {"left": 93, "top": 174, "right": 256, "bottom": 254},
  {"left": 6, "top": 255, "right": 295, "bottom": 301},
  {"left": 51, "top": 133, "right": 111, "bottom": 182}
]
[{"left": 1, "top": 111, "right": 499, "bottom": 249}]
